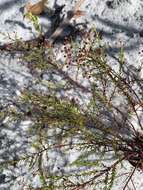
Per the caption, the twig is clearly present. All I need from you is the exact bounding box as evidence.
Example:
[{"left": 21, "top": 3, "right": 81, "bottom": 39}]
[
  {"left": 123, "top": 166, "right": 137, "bottom": 190},
  {"left": 131, "top": 178, "right": 137, "bottom": 190},
  {"left": 74, "top": 156, "right": 126, "bottom": 189}
]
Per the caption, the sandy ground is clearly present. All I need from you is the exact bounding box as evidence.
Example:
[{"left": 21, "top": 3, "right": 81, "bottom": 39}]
[{"left": 0, "top": 0, "right": 143, "bottom": 189}]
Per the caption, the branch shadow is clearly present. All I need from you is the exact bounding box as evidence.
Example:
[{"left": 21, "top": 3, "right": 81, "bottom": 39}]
[
  {"left": 0, "top": 0, "right": 24, "bottom": 11},
  {"left": 91, "top": 14, "right": 142, "bottom": 58},
  {"left": 5, "top": 19, "right": 32, "bottom": 30}
]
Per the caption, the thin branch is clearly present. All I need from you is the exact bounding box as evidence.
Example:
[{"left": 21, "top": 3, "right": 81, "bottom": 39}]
[{"left": 123, "top": 166, "right": 137, "bottom": 190}]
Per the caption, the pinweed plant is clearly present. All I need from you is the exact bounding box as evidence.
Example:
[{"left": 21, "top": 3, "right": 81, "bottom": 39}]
[{"left": 0, "top": 25, "right": 143, "bottom": 189}]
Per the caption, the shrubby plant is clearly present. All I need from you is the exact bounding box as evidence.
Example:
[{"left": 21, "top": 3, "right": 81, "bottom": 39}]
[{"left": 0, "top": 21, "right": 143, "bottom": 189}]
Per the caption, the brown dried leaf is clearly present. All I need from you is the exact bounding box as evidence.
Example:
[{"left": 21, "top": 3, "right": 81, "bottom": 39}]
[
  {"left": 73, "top": 10, "right": 86, "bottom": 18},
  {"left": 25, "top": 0, "right": 48, "bottom": 15}
]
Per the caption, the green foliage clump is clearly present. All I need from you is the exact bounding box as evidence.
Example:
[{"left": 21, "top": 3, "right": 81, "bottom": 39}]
[{"left": 0, "top": 24, "right": 143, "bottom": 190}]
